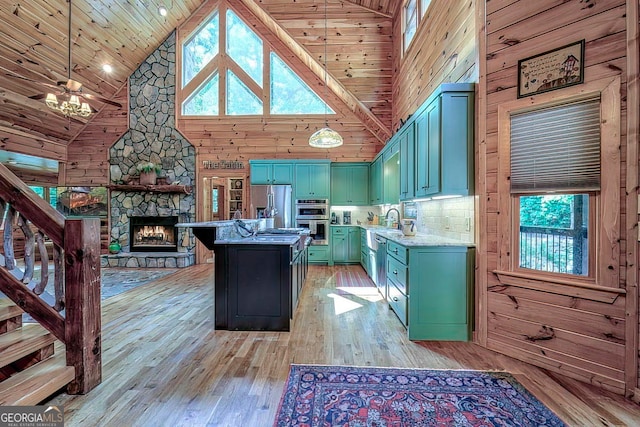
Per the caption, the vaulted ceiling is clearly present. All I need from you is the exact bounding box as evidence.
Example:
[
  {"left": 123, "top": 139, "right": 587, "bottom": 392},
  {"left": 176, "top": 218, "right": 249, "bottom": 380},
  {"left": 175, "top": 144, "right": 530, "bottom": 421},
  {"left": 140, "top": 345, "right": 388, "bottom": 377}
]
[{"left": 0, "top": 0, "right": 396, "bottom": 152}]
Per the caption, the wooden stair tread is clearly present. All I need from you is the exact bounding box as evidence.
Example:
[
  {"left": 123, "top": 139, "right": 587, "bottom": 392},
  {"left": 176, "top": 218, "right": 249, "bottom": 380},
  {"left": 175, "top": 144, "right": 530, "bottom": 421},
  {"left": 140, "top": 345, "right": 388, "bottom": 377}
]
[
  {"left": 0, "top": 299, "right": 23, "bottom": 322},
  {"left": 0, "top": 323, "right": 55, "bottom": 368},
  {"left": 0, "top": 352, "right": 74, "bottom": 406}
]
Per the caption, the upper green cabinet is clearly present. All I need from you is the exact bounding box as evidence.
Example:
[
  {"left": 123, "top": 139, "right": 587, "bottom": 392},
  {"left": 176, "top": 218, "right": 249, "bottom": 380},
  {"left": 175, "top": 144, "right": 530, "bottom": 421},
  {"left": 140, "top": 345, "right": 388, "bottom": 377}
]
[
  {"left": 249, "top": 160, "right": 293, "bottom": 185},
  {"left": 369, "top": 157, "right": 383, "bottom": 205},
  {"left": 294, "top": 162, "right": 330, "bottom": 199},
  {"left": 414, "top": 99, "right": 440, "bottom": 198},
  {"left": 383, "top": 151, "right": 399, "bottom": 204},
  {"left": 399, "top": 123, "right": 415, "bottom": 201},
  {"left": 331, "top": 163, "right": 369, "bottom": 205},
  {"left": 395, "top": 83, "right": 474, "bottom": 200}
]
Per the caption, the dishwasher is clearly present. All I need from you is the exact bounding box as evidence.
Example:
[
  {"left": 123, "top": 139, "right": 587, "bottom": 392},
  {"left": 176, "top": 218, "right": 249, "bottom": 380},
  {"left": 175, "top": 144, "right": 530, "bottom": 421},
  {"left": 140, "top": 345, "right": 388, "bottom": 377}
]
[{"left": 374, "top": 234, "right": 387, "bottom": 299}]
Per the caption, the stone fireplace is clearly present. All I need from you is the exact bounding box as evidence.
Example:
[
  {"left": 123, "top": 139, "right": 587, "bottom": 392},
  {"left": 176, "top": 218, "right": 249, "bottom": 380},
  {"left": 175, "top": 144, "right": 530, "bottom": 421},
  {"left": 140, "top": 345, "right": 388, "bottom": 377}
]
[{"left": 102, "top": 31, "right": 196, "bottom": 269}]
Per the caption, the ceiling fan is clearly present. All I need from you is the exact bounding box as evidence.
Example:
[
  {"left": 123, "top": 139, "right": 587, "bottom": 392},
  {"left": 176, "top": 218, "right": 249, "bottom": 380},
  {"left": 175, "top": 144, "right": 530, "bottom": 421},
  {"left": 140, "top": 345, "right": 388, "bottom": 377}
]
[{"left": 13, "top": 0, "right": 122, "bottom": 116}]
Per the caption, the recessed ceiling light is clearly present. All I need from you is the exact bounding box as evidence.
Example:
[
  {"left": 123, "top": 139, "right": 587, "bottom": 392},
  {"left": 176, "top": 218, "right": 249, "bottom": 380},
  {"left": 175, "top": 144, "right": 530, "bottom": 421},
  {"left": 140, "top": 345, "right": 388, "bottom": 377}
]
[
  {"left": 158, "top": 6, "right": 167, "bottom": 16},
  {"left": 103, "top": 64, "right": 113, "bottom": 73}
]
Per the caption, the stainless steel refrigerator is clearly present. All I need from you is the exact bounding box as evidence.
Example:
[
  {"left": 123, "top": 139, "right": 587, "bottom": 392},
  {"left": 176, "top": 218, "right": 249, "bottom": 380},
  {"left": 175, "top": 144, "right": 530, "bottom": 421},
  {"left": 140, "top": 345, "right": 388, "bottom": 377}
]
[{"left": 249, "top": 185, "right": 293, "bottom": 228}]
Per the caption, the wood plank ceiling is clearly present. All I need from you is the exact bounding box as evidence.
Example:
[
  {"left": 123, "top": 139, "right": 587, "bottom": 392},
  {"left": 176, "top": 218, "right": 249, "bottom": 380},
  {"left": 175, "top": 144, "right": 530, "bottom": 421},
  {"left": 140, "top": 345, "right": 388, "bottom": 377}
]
[{"left": 0, "top": 0, "right": 396, "bottom": 154}]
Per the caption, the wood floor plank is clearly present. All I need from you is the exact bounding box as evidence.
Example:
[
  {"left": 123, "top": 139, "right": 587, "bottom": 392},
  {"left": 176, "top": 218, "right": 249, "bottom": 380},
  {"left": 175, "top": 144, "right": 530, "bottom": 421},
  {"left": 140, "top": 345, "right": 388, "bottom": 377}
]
[{"left": 45, "top": 264, "right": 640, "bottom": 426}]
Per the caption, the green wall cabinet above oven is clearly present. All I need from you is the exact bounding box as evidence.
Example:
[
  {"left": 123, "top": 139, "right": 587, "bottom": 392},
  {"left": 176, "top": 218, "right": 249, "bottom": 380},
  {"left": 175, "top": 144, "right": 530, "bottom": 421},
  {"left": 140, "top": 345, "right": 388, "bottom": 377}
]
[
  {"left": 294, "top": 162, "right": 330, "bottom": 199},
  {"left": 249, "top": 160, "right": 293, "bottom": 185},
  {"left": 368, "top": 157, "right": 383, "bottom": 205},
  {"left": 331, "top": 163, "right": 369, "bottom": 206}
]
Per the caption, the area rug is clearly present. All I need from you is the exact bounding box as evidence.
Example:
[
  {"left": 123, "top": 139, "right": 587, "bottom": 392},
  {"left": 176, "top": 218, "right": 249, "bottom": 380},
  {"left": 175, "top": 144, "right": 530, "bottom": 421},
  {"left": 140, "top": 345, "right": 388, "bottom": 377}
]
[{"left": 274, "top": 365, "right": 566, "bottom": 427}]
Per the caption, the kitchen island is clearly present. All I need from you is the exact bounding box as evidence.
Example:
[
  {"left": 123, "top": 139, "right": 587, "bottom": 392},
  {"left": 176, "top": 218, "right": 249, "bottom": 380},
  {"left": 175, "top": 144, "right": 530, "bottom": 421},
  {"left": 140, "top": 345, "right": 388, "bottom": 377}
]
[{"left": 176, "top": 220, "right": 309, "bottom": 331}]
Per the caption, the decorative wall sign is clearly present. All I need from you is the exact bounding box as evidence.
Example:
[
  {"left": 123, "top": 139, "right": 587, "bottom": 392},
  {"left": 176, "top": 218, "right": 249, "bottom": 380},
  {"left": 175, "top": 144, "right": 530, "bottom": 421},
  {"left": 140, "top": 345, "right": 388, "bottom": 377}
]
[
  {"left": 517, "top": 40, "right": 585, "bottom": 98},
  {"left": 202, "top": 160, "right": 245, "bottom": 169}
]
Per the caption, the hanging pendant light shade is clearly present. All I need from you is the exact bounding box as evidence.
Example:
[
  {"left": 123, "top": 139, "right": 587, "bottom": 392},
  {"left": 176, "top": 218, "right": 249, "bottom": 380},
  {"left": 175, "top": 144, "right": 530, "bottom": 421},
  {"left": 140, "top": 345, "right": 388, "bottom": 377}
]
[
  {"left": 309, "top": 0, "right": 342, "bottom": 148},
  {"left": 309, "top": 127, "right": 343, "bottom": 148}
]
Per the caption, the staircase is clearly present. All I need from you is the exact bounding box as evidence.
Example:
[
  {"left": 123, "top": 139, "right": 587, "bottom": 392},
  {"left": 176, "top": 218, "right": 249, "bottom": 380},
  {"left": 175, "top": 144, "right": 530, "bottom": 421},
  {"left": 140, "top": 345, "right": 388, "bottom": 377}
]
[{"left": 0, "top": 299, "right": 74, "bottom": 405}]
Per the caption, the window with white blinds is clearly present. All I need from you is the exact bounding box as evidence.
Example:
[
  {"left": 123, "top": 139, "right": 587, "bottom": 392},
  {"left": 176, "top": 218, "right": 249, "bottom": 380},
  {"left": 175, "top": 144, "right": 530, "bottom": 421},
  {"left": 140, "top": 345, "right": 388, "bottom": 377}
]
[{"left": 510, "top": 97, "right": 601, "bottom": 193}]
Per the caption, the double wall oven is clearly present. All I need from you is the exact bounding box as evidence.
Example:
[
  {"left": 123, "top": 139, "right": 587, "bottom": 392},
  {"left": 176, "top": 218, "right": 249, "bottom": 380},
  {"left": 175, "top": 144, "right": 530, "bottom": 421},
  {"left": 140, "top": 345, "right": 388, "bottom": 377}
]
[{"left": 295, "top": 199, "right": 328, "bottom": 245}]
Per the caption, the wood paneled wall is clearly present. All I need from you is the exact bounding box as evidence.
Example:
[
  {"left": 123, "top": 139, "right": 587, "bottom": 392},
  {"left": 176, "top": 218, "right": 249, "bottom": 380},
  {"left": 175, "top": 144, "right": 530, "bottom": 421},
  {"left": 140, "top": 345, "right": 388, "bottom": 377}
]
[
  {"left": 476, "top": 0, "right": 639, "bottom": 397},
  {"left": 65, "top": 86, "right": 129, "bottom": 186},
  {"left": 391, "top": 0, "right": 478, "bottom": 132}
]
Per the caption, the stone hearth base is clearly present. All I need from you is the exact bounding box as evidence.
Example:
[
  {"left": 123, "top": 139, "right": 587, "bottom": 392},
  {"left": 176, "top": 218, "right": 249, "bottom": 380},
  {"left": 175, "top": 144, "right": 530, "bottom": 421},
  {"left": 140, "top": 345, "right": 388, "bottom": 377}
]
[{"left": 101, "top": 252, "right": 195, "bottom": 268}]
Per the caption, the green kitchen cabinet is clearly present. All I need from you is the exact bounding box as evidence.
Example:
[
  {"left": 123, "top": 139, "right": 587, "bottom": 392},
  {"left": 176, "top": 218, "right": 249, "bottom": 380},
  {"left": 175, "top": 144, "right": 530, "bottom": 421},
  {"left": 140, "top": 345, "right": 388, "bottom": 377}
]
[
  {"left": 414, "top": 84, "right": 474, "bottom": 198},
  {"left": 383, "top": 151, "right": 399, "bottom": 204},
  {"left": 414, "top": 98, "right": 440, "bottom": 198},
  {"left": 249, "top": 161, "right": 293, "bottom": 185},
  {"left": 399, "top": 122, "right": 415, "bottom": 201},
  {"left": 308, "top": 245, "right": 329, "bottom": 264},
  {"left": 294, "top": 162, "right": 330, "bottom": 199},
  {"left": 331, "top": 226, "right": 360, "bottom": 264},
  {"left": 369, "top": 157, "right": 382, "bottom": 205},
  {"left": 331, "top": 163, "right": 369, "bottom": 205},
  {"left": 386, "top": 243, "right": 474, "bottom": 341}
]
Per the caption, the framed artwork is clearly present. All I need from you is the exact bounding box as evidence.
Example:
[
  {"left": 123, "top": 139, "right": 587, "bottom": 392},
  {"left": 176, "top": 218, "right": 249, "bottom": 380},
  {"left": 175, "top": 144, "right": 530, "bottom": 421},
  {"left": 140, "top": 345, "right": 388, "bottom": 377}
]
[
  {"left": 517, "top": 40, "right": 585, "bottom": 98},
  {"left": 56, "top": 187, "right": 108, "bottom": 217},
  {"left": 402, "top": 202, "right": 417, "bottom": 219}
]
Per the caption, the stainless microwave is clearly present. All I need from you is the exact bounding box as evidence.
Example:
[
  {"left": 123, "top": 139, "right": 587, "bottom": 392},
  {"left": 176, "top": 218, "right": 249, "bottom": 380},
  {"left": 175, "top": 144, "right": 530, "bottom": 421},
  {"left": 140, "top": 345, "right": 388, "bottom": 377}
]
[{"left": 295, "top": 199, "right": 329, "bottom": 220}]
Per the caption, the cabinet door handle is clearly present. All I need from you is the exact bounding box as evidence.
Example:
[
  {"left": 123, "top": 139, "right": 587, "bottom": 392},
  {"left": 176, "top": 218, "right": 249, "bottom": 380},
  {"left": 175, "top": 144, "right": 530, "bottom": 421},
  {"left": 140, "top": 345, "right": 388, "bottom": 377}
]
[
  {"left": 393, "top": 248, "right": 398, "bottom": 254},
  {"left": 393, "top": 269, "right": 398, "bottom": 275},
  {"left": 393, "top": 297, "right": 399, "bottom": 302}
]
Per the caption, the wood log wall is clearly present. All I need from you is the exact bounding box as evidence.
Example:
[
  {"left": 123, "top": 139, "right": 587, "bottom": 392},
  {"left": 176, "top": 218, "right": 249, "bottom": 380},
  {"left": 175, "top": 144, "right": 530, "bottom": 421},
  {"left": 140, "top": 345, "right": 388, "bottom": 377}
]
[
  {"left": 391, "top": 0, "right": 478, "bottom": 131},
  {"left": 476, "top": 0, "right": 639, "bottom": 397}
]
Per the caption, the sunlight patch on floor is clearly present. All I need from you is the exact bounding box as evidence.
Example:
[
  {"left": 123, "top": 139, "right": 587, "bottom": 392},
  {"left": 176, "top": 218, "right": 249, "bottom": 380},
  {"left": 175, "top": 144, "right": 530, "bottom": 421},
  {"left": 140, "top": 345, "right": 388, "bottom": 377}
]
[
  {"left": 336, "top": 287, "right": 383, "bottom": 302},
  {"left": 327, "top": 292, "right": 363, "bottom": 315}
]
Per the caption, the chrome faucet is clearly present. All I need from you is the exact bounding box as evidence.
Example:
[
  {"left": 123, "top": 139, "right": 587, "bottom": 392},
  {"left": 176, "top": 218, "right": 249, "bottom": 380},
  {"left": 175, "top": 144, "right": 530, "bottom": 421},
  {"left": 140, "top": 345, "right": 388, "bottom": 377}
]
[{"left": 385, "top": 208, "right": 402, "bottom": 230}]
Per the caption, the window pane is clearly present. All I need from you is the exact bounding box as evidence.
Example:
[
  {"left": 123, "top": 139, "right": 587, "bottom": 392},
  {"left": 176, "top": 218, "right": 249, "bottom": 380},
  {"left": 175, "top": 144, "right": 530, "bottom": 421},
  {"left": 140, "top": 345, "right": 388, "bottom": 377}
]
[
  {"left": 404, "top": 0, "right": 418, "bottom": 49},
  {"left": 29, "top": 186, "right": 45, "bottom": 198},
  {"left": 183, "top": 13, "right": 219, "bottom": 87},
  {"left": 421, "top": 0, "right": 431, "bottom": 15},
  {"left": 212, "top": 189, "right": 218, "bottom": 214},
  {"left": 49, "top": 187, "right": 58, "bottom": 208},
  {"left": 519, "top": 194, "right": 589, "bottom": 276},
  {"left": 183, "top": 74, "right": 219, "bottom": 115},
  {"left": 270, "top": 53, "right": 333, "bottom": 114},
  {"left": 226, "top": 9, "right": 263, "bottom": 87},
  {"left": 226, "top": 70, "right": 262, "bottom": 115}
]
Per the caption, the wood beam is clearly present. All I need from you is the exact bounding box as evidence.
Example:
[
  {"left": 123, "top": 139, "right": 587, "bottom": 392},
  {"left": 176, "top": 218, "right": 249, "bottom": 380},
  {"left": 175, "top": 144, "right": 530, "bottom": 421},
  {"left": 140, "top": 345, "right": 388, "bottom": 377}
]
[
  {"left": 236, "top": 0, "right": 392, "bottom": 144},
  {"left": 0, "top": 125, "right": 67, "bottom": 161}
]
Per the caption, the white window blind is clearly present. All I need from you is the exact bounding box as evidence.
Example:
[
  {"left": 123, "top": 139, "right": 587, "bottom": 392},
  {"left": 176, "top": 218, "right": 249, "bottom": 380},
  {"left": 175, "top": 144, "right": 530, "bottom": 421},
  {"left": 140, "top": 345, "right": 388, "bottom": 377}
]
[{"left": 510, "top": 97, "right": 601, "bottom": 193}]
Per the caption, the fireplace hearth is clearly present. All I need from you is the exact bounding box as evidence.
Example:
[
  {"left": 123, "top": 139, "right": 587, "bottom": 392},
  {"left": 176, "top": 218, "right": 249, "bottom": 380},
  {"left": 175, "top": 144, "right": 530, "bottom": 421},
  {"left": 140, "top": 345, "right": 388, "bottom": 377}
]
[{"left": 130, "top": 216, "right": 179, "bottom": 252}]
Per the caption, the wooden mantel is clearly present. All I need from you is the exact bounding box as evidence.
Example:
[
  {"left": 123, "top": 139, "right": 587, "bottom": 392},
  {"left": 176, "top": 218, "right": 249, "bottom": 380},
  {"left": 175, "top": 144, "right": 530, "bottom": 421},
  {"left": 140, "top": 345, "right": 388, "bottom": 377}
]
[{"left": 107, "top": 184, "right": 193, "bottom": 194}]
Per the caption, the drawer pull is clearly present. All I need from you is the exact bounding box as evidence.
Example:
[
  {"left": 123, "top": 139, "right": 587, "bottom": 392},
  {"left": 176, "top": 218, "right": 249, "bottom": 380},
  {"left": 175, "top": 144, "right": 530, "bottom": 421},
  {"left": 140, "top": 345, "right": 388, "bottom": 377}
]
[
  {"left": 393, "top": 297, "right": 399, "bottom": 302},
  {"left": 393, "top": 248, "right": 398, "bottom": 254},
  {"left": 393, "top": 270, "right": 398, "bottom": 275}
]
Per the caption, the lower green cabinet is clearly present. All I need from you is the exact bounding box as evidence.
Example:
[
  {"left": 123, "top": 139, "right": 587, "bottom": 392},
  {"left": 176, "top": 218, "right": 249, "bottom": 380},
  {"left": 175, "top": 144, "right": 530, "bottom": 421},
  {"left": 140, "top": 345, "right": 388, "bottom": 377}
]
[
  {"left": 386, "top": 243, "right": 474, "bottom": 341},
  {"left": 330, "top": 226, "right": 360, "bottom": 264},
  {"left": 308, "top": 245, "right": 329, "bottom": 264}
]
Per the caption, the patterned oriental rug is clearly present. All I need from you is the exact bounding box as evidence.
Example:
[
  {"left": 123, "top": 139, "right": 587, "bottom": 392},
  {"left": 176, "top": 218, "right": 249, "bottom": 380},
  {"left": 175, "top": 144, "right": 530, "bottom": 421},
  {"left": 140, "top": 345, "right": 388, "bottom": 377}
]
[{"left": 274, "top": 365, "right": 566, "bottom": 427}]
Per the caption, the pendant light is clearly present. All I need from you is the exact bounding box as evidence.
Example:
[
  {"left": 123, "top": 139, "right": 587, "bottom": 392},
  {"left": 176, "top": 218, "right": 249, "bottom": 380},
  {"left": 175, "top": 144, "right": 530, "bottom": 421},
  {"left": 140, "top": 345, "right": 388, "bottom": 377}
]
[{"left": 309, "top": 0, "right": 343, "bottom": 148}]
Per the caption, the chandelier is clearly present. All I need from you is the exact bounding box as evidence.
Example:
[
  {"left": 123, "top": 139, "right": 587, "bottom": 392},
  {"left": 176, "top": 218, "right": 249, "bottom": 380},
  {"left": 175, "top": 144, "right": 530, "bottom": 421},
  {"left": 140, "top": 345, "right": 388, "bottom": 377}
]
[
  {"left": 309, "top": 0, "right": 342, "bottom": 148},
  {"left": 46, "top": 93, "right": 91, "bottom": 117},
  {"left": 45, "top": 0, "right": 92, "bottom": 118}
]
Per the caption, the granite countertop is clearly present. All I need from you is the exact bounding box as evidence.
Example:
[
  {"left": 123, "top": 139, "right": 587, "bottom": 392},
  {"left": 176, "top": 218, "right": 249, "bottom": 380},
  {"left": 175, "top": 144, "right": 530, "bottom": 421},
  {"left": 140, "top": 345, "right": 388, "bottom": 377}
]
[
  {"left": 358, "top": 224, "right": 474, "bottom": 247},
  {"left": 176, "top": 219, "right": 263, "bottom": 228},
  {"left": 213, "top": 235, "right": 301, "bottom": 246}
]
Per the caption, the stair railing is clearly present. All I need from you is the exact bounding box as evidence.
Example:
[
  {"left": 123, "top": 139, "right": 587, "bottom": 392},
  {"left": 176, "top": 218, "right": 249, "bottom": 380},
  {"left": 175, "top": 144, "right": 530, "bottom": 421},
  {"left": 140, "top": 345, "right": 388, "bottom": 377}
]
[{"left": 0, "top": 163, "right": 101, "bottom": 394}]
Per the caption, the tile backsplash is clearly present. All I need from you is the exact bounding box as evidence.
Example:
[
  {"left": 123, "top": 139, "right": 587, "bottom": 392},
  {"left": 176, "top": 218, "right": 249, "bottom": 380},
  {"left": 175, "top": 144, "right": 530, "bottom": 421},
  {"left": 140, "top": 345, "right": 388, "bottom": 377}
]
[{"left": 414, "top": 196, "right": 475, "bottom": 242}]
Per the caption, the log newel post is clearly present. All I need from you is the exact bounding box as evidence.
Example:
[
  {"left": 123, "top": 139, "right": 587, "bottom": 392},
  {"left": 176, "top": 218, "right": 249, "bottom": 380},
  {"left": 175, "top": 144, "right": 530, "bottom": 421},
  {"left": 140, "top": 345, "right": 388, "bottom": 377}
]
[{"left": 64, "top": 218, "right": 102, "bottom": 394}]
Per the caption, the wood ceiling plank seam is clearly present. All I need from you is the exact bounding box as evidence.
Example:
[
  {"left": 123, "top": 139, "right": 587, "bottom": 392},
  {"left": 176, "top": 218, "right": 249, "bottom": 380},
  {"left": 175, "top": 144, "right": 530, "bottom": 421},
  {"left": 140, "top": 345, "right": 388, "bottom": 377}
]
[
  {"left": 486, "top": 0, "right": 570, "bottom": 35},
  {"left": 341, "top": 0, "right": 393, "bottom": 18},
  {"left": 235, "top": 0, "right": 391, "bottom": 142}
]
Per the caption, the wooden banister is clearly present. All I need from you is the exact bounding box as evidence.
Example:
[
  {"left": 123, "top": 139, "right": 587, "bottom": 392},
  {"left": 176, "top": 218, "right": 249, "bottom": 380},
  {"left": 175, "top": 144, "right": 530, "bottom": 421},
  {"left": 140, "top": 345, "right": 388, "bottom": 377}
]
[
  {"left": 0, "top": 163, "right": 102, "bottom": 394},
  {"left": 0, "top": 163, "right": 65, "bottom": 246}
]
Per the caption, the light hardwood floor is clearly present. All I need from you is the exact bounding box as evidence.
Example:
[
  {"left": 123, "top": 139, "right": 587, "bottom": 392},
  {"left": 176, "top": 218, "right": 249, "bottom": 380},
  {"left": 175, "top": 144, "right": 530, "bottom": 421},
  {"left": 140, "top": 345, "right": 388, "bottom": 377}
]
[{"left": 47, "top": 264, "right": 640, "bottom": 426}]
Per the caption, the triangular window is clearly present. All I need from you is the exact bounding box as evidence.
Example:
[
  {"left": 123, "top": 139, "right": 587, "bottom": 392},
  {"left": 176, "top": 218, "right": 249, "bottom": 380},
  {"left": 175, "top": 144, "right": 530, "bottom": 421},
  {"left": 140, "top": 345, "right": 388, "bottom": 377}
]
[
  {"left": 270, "top": 53, "right": 332, "bottom": 115},
  {"left": 183, "top": 74, "right": 219, "bottom": 115},
  {"left": 226, "top": 70, "right": 263, "bottom": 115},
  {"left": 180, "top": 5, "right": 333, "bottom": 116}
]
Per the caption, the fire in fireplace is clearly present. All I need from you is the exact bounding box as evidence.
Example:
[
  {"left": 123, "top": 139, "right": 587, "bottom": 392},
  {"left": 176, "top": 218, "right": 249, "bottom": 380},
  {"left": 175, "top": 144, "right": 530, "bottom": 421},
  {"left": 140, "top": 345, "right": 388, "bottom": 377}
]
[{"left": 130, "top": 216, "right": 179, "bottom": 252}]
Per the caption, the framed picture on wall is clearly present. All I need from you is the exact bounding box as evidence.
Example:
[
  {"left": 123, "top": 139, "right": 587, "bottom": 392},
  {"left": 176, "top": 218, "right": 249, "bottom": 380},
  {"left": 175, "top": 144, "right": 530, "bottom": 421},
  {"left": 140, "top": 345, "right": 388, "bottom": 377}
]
[
  {"left": 402, "top": 202, "right": 417, "bottom": 219},
  {"left": 517, "top": 40, "right": 585, "bottom": 98}
]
